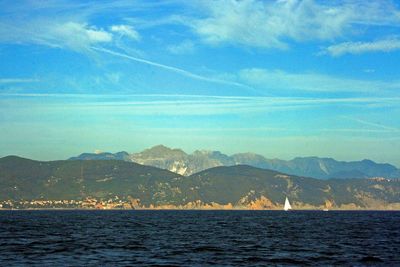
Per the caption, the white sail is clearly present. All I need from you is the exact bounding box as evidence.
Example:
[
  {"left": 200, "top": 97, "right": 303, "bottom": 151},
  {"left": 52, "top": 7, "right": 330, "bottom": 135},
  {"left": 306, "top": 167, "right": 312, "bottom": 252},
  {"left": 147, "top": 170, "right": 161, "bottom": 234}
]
[{"left": 284, "top": 197, "right": 292, "bottom": 211}]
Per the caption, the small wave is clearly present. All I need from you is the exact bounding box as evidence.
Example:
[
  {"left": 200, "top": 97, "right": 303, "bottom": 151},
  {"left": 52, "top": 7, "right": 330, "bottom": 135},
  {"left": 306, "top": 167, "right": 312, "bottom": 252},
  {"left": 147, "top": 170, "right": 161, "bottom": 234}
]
[
  {"left": 269, "top": 258, "right": 310, "bottom": 265},
  {"left": 193, "top": 246, "right": 225, "bottom": 253},
  {"left": 244, "top": 256, "right": 265, "bottom": 263},
  {"left": 360, "top": 256, "right": 384, "bottom": 263}
]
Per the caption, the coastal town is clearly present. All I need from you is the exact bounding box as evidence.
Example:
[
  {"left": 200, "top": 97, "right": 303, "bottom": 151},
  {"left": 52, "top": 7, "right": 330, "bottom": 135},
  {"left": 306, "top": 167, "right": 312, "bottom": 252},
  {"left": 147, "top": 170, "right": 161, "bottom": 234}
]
[
  {"left": 0, "top": 196, "right": 138, "bottom": 210},
  {"left": 2, "top": 195, "right": 399, "bottom": 210},
  {"left": 0, "top": 194, "right": 276, "bottom": 210},
  {"left": 0, "top": 197, "right": 242, "bottom": 210}
]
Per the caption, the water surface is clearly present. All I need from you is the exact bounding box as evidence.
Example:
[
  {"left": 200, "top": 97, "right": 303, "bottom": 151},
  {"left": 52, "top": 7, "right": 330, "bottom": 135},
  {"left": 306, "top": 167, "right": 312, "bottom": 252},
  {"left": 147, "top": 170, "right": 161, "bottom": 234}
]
[{"left": 0, "top": 210, "right": 399, "bottom": 266}]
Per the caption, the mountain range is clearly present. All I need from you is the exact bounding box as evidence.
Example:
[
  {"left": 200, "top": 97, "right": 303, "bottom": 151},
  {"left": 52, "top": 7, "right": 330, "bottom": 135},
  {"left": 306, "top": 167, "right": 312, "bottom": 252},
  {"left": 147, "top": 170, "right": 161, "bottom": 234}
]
[
  {"left": 69, "top": 145, "right": 400, "bottom": 180},
  {"left": 1, "top": 155, "right": 400, "bottom": 210}
]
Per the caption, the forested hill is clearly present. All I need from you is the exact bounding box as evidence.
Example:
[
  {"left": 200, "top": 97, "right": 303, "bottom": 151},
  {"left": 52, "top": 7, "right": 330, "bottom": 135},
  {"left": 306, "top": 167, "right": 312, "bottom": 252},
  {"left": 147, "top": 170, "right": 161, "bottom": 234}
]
[{"left": 1, "top": 156, "right": 399, "bottom": 209}]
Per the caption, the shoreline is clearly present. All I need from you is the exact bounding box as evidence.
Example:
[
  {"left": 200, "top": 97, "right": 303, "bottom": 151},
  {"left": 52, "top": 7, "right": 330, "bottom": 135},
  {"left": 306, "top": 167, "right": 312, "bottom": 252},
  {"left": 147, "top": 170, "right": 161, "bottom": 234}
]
[{"left": 1, "top": 208, "right": 400, "bottom": 211}]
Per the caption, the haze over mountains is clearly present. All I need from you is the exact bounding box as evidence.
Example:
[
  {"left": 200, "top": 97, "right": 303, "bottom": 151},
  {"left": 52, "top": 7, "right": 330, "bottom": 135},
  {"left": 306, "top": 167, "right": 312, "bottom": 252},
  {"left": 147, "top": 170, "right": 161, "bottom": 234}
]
[
  {"left": 1, "top": 155, "right": 399, "bottom": 210},
  {"left": 70, "top": 145, "right": 400, "bottom": 180}
]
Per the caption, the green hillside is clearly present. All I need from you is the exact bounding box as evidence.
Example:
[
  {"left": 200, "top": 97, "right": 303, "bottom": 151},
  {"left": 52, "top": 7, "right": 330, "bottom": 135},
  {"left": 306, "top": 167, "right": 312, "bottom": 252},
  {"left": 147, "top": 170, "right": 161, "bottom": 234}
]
[{"left": 1, "top": 156, "right": 399, "bottom": 209}]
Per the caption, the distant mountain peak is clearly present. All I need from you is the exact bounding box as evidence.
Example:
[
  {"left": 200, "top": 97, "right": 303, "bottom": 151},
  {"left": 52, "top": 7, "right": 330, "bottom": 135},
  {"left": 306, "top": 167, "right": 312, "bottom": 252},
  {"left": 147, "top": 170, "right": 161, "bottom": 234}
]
[
  {"left": 361, "top": 159, "right": 374, "bottom": 164},
  {"left": 193, "top": 150, "right": 226, "bottom": 157},
  {"left": 193, "top": 150, "right": 213, "bottom": 155},
  {"left": 68, "top": 145, "right": 400, "bottom": 180},
  {"left": 150, "top": 144, "right": 171, "bottom": 150},
  {"left": 137, "top": 145, "right": 187, "bottom": 158},
  {"left": 233, "top": 152, "right": 267, "bottom": 159},
  {"left": 69, "top": 151, "right": 129, "bottom": 161}
]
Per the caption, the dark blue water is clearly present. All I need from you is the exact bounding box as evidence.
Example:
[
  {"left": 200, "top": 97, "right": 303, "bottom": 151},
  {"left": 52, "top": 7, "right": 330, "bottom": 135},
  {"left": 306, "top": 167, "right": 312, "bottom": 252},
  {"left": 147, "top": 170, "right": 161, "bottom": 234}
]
[{"left": 0, "top": 210, "right": 399, "bottom": 266}]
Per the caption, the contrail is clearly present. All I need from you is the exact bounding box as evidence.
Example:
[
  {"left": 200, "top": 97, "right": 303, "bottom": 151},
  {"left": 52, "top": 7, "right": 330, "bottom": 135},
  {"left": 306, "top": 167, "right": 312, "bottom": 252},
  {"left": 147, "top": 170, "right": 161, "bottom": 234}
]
[
  {"left": 90, "top": 46, "right": 255, "bottom": 91},
  {"left": 343, "top": 116, "right": 399, "bottom": 132}
]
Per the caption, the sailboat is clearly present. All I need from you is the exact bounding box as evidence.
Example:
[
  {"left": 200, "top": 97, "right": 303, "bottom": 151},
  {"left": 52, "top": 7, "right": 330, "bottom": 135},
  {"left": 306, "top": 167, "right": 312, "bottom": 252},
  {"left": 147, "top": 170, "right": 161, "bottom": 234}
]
[{"left": 284, "top": 197, "right": 292, "bottom": 211}]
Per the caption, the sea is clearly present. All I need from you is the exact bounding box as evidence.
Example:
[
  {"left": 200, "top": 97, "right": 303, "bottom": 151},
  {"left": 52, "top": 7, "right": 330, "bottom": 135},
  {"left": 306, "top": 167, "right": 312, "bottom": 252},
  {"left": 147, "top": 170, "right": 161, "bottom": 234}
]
[{"left": 0, "top": 210, "right": 399, "bottom": 266}]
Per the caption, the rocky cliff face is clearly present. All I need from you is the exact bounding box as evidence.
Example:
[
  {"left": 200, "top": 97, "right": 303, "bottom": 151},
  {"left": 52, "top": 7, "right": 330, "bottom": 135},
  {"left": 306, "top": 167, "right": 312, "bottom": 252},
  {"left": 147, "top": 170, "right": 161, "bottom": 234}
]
[
  {"left": 128, "top": 145, "right": 236, "bottom": 176},
  {"left": 128, "top": 145, "right": 190, "bottom": 175},
  {"left": 69, "top": 145, "right": 400, "bottom": 179}
]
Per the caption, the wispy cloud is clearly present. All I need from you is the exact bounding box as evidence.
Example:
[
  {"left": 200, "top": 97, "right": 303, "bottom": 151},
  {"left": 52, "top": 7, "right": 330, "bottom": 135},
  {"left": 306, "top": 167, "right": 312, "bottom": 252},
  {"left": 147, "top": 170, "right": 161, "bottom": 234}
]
[
  {"left": 0, "top": 1, "right": 145, "bottom": 53},
  {"left": 320, "top": 128, "right": 400, "bottom": 133},
  {"left": 0, "top": 78, "right": 40, "bottom": 83},
  {"left": 3, "top": 93, "right": 399, "bottom": 116},
  {"left": 238, "top": 68, "right": 400, "bottom": 93},
  {"left": 343, "top": 116, "right": 400, "bottom": 132},
  {"left": 2, "top": 93, "right": 399, "bottom": 103},
  {"left": 90, "top": 46, "right": 253, "bottom": 90},
  {"left": 49, "top": 22, "right": 112, "bottom": 50},
  {"left": 323, "top": 37, "right": 400, "bottom": 56},
  {"left": 110, "top": 24, "right": 140, "bottom": 41},
  {"left": 187, "top": 0, "right": 400, "bottom": 49},
  {"left": 0, "top": 19, "right": 113, "bottom": 52},
  {"left": 2, "top": 0, "right": 400, "bottom": 54},
  {"left": 167, "top": 40, "right": 195, "bottom": 54}
]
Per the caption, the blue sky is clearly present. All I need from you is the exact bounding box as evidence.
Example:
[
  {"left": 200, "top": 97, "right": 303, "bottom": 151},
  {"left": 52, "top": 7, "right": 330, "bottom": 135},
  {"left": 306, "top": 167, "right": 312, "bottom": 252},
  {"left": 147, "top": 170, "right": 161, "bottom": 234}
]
[{"left": 1, "top": 0, "right": 400, "bottom": 166}]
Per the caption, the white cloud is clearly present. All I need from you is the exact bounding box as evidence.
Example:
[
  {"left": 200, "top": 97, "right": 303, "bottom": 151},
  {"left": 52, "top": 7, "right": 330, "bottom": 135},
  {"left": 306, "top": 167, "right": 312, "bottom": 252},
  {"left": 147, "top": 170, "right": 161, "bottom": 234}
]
[
  {"left": 0, "top": 19, "right": 113, "bottom": 52},
  {"left": 110, "top": 24, "right": 140, "bottom": 41},
  {"left": 0, "top": 1, "right": 151, "bottom": 53},
  {"left": 48, "top": 22, "right": 112, "bottom": 50},
  {"left": 2, "top": 0, "right": 400, "bottom": 53},
  {"left": 189, "top": 0, "right": 400, "bottom": 49},
  {"left": 167, "top": 40, "right": 195, "bottom": 54},
  {"left": 239, "top": 68, "right": 400, "bottom": 93},
  {"left": 323, "top": 37, "right": 400, "bottom": 56}
]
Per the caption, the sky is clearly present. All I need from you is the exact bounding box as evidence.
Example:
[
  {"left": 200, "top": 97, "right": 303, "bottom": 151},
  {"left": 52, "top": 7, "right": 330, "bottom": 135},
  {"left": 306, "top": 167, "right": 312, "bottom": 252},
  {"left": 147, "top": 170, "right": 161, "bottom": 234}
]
[{"left": 0, "top": 0, "right": 400, "bottom": 166}]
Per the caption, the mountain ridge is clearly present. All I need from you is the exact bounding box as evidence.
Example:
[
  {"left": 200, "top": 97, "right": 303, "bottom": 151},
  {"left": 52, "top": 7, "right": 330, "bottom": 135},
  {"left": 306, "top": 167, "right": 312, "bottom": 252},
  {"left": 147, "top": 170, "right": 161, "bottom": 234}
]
[
  {"left": 69, "top": 145, "right": 400, "bottom": 180},
  {"left": 1, "top": 155, "right": 399, "bottom": 210}
]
